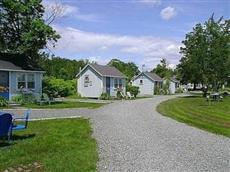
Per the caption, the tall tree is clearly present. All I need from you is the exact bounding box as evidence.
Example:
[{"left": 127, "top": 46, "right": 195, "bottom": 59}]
[
  {"left": 0, "top": 0, "right": 60, "bottom": 62},
  {"left": 151, "top": 58, "right": 173, "bottom": 78},
  {"left": 177, "top": 15, "right": 230, "bottom": 91},
  {"left": 107, "top": 59, "right": 139, "bottom": 81}
]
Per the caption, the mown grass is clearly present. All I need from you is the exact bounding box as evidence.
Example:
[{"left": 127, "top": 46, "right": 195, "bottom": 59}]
[
  {"left": 0, "top": 118, "right": 98, "bottom": 172},
  {"left": 22, "top": 101, "right": 104, "bottom": 109},
  {"left": 157, "top": 96, "right": 230, "bottom": 137}
]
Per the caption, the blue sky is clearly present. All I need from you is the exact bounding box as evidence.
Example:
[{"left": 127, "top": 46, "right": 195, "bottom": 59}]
[{"left": 44, "top": 0, "right": 229, "bottom": 70}]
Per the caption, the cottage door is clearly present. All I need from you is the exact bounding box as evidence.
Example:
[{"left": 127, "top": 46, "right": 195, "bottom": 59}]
[
  {"left": 0, "top": 71, "right": 9, "bottom": 100},
  {"left": 106, "top": 77, "right": 110, "bottom": 95}
]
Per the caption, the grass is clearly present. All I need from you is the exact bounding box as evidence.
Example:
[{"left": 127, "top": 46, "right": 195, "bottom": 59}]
[
  {"left": 157, "top": 96, "right": 230, "bottom": 137},
  {"left": 12, "top": 101, "right": 104, "bottom": 109},
  {"left": 0, "top": 118, "right": 98, "bottom": 172}
]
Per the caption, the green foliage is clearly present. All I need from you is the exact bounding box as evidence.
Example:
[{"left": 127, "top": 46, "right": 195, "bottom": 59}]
[
  {"left": 151, "top": 58, "right": 174, "bottom": 78},
  {"left": 11, "top": 94, "right": 23, "bottom": 104},
  {"left": 126, "top": 85, "right": 139, "bottom": 97},
  {"left": 175, "top": 87, "right": 184, "bottom": 93},
  {"left": 42, "top": 76, "right": 76, "bottom": 97},
  {"left": 108, "top": 59, "right": 139, "bottom": 82},
  {"left": 116, "top": 91, "right": 122, "bottom": 99},
  {"left": 39, "top": 55, "right": 87, "bottom": 80},
  {"left": 154, "top": 86, "right": 161, "bottom": 95},
  {"left": 100, "top": 93, "right": 110, "bottom": 100},
  {"left": 0, "top": 96, "right": 8, "bottom": 107},
  {"left": 0, "top": 0, "right": 60, "bottom": 61},
  {"left": 162, "top": 79, "right": 170, "bottom": 95},
  {"left": 178, "top": 15, "right": 230, "bottom": 91}
]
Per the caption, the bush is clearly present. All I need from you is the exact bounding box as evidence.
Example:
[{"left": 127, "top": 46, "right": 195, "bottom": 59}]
[
  {"left": 43, "top": 76, "right": 76, "bottom": 98},
  {"left": 0, "top": 96, "right": 8, "bottom": 107},
  {"left": 126, "top": 85, "right": 139, "bottom": 97},
  {"left": 162, "top": 79, "right": 170, "bottom": 95},
  {"left": 154, "top": 86, "right": 161, "bottom": 95},
  {"left": 11, "top": 93, "right": 35, "bottom": 105},
  {"left": 100, "top": 93, "right": 110, "bottom": 100},
  {"left": 175, "top": 87, "right": 184, "bottom": 93}
]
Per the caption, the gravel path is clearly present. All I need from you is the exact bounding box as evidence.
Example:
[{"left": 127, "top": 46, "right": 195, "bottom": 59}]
[{"left": 4, "top": 96, "right": 230, "bottom": 171}]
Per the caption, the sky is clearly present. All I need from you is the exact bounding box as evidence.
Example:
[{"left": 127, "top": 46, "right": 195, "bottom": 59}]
[{"left": 43, "top": 0, "right": 230, "bottom": 70}]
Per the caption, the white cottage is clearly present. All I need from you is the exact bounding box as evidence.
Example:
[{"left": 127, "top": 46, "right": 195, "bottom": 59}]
[
  {"left": 0, "top": 55, "right": 44, "bottom": 100},
  {"left": 76, "top": 64, "right": 126, "bottom": 98},
  {"left": 132, "top": 72, "right": 163, "bottom": 96},
  {"left": 166, "top": 77, "right": 180, "bottom": 94}
]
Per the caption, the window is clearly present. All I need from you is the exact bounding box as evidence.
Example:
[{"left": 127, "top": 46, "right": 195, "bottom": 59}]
[
  {"left": 27, "top": 74, "right": 35, "bottom": 89},
  {"left": 114, "top": 78, "right": 118, "bottom": 88},
  {"left": 140, "top": 80, "right": 143, "bottom": 85},
  {"left": 17, "top": 73, "right": 35, "bottom": 90},
  {"left": 17, "top": 73, "right": 26, "bottom": 89},
  {"left": 119, "top": 79, "right": 122, "bottom": 88},
  {"left": 84, "top": 75, "right": 89, "bottom": 87}
]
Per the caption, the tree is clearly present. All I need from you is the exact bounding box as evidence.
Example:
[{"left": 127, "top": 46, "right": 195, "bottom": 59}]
[
  {"left": 0, "top": 0, "right": 60, "bottom": 62},
  {"left": 39, "top": 55, "right": 87, "bottom": 80},
  {"left": 177, "top": 15, "right": 230, "bottom": 91},
  {"left": 108, "top": 59, "right": 139, "bottom": 81},
  {"left": 151, "top": 58, "right": 173, "bottom": 78}
]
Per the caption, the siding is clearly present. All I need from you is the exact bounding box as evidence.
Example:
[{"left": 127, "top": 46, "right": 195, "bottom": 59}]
[
  {"left": 9, "top": 71, "right": 43, "bottom": 99},
  {"left": 132, "top": 74, "right": 154, "bottom": 95},
  {"left": 77, "top": 67, "right": 103, "bottom": 98}
]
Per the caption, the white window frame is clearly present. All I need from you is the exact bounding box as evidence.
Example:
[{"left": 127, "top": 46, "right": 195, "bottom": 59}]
[{"left": 16, "top": 73, "right": 36, "bottom": 91}]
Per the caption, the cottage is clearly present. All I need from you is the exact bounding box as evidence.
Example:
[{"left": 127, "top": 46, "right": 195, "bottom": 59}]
[
  {"left": 76, "top": 64, "right": 126, "bottom": 98},
  {"left": 0, "top": 54, "right": 44, "bottom": 100},
  {"left": 131, "top": 72, "right": 163, "bottom": 96},
  {"left": 164, "top": 77, "right": 180, "bottom": 94}
]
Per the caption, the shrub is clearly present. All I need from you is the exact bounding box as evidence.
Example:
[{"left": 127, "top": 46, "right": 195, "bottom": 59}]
[
  {"left": 43, "top": 76, "right": 76, "bottom": 97},
  {"left": 175, "top": 87, "right": 184, "bottom": 93},
  {"left": 154, "top": 86, "right": 161, "bottom": 95},
  {"left": 126, "top": 85, "right": 139, "bottom": 97},
  {"left": 0, "top": 96, "right": 8, "bottom": 107},
  {"left": 11, "top": 94, "right": 23, "bottom": 104},
  {"left": 162, "top": 79, "right": 170, "bottom": 95},
  {"left": 100, "top": 93, "right": 110, "bottom": 100}
]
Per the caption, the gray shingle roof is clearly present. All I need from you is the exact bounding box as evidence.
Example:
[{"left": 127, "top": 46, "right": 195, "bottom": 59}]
[
  {"left": 90, "top": 64, "right": 125, "bottom": 78},
  {"left": 144, "top": 72, "right": 163, "bottom": 82},
  {"left": 0, "top": 60, "right": 23, "bottom": 71}
]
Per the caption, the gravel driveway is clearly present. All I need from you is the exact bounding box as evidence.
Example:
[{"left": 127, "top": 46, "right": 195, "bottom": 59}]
[{"left": 5, "top": 96, "right": 230, "bottom": 171}]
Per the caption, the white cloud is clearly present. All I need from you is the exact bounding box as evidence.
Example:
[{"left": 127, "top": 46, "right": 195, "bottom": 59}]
[
  {"left": 139, "top": 0, "right": 161, "bottom": 6},
  {"left": 43, "top": 0, "right": 100, "bottom": 22},
  {"left": 51, "top": 25, "right": 181, "bottom": 68},
  {"left": 160, "top": 6, "right": 177, "bottom": 20}
]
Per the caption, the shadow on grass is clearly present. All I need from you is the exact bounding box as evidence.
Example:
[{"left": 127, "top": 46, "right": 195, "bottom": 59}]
[{"left": 0, "top": 134, "right": 35, "bottom": 148}]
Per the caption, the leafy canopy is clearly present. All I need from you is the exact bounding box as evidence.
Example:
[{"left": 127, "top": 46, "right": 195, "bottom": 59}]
[
  {"left": 177, "top": 15, "right": 230, "bottom": 91},
  {"left": 0, "top": 0, "right": 60, "bottom": 61}
]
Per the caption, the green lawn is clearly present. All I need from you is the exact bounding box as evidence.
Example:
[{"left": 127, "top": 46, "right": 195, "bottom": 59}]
[
  {"left": 0, "top": 119, "right": 98, "bottom": 172},
  {"left": 22, "top": 101, "right": 104, "bottom": 109},
  {"left": 157, "top": 96, "right": 230, "bottom": 137}
]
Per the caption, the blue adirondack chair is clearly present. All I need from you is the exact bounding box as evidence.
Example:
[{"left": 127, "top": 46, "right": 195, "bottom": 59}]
[
  {"left": 12, "top": 109, "right": 31, "bottom": 131},
  {"left": 0, "top": 112, "right": 13, "bottom": 142}
]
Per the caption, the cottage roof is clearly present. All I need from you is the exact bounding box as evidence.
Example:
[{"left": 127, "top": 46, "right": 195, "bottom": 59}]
[
  {"left": 144, "top": 72, "right": 163, "bottom": 82},
  {"left": 132, "top": 72, "right": 163, "bottom": 82},
  {"left": 0, "top": 53, "right": 44, "bottom": 72},
  {"left": 76, "top": 64, "right": 125, "bottom": 78}
]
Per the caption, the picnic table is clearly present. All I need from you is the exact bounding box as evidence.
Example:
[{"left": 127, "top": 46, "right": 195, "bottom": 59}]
[{"left": 208, "top": 93, "right": 223, "bottom": 102}]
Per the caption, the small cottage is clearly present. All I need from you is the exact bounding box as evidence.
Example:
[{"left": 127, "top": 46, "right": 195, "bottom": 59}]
[
  {"left": 0, "top": 54, "right": 44, "bottom": 100},
  {"left": 164, "top": 77, "right": 180, "bottom": 94},
  {"left": 131, "top": 72, "right": 163, "bottom": 96},
  {"left": 76, "top": 64, "right": 126, "bottom": 98}
]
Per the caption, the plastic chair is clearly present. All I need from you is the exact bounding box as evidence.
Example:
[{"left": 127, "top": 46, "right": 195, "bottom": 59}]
[
  {"left": 0, "top": 112, "right": 13, "bottom": 142},
  {"left": 12, "top": 109, "right": 31, "bottom": 131}
]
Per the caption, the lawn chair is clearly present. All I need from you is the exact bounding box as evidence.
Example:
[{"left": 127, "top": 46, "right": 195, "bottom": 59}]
[
  {"left": 127, "top": 92, "right": 135, "bottom": 99},
  {"left": 120, "top": 92, "right": 126, "bottom": 99},
  {"left": 12, "top": 109, "right": 31, "bottom": 131},
  {"left": 42, "top": 93, "right": 55, "bottom": 105},
  {"left": 0, "top": 112, "right": 13, "bottom": 142}
]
